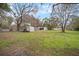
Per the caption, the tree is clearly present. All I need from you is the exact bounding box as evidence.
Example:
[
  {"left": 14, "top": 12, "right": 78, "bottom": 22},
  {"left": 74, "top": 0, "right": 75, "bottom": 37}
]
[
  {"left": 22, "top": 14, "right": 41, "bottom": 27},
  {"left": 52, "top": 3, "right": 78, "bottom": 32},
  {"left": 70, "top": 17, "right": 79, "bottom": 31},
  {"left": 0, "top": 16, "right": 13, "bottom": 29},
  {"left": 43, "top": 17, "right": 59, "bottom": 30},
  {"left": 0, "top": 3, "right": 11, "bottom": 31},
  {"left": 11, "top": 3, "right": 38, "bottom": 31},
  {"left": 0, "top": 3, "right": 10, "bottom": 11},
  {"left": 43, "top": 18, "right": 51, "bottom": 30},
  {"left": 0, "top": 3, "right": 11, "bottom": 17}
]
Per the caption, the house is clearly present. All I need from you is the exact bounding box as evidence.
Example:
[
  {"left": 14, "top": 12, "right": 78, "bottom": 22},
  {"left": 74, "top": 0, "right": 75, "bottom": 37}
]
[
  {"left": 20, "top": 14, "right": 48, "bottom": 32},
  {"left": 10, "top": 22, "right": 47, "bottom": 32},
  {"left": 9, "top": 22, "right": 17, "bottom": 31},
  {"left": 53, "top": 28, "right": 61, "bottom": 30},
  {"left": 0, "top": 14, "right": 46, "bottom": 32},
  {"left": 10, "top": 15, "right": 48, "bottom": 32},
  {"left": 20, "top": 23, "right": 47, "bottom": 32},
  {"left": 20, "top": 23, "right": 35, "bottom": 32}
]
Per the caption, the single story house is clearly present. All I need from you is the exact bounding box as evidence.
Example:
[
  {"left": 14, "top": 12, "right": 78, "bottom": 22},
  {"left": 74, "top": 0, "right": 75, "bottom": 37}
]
[{"left": 10, "top": 22, "right": 48, "bottom": 32}]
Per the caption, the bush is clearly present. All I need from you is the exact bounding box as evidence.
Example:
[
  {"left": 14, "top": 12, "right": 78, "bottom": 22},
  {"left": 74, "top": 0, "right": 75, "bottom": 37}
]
[{"left": 74, "top": 28, "right": 79, "bottom": 31}]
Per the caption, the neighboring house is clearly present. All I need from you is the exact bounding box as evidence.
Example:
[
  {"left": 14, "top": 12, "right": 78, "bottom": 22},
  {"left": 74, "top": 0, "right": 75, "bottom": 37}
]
[
  {"left": 9, "top": 22, "right": 17, "bottom": 31},
  {"left": 53, "top": 28, "right": 61, "bottom": 30},
  {"left": 20, "top": 23, "right": 47, "bottom": 32},
  {"left": 20, "top": 23, "right": 35, "bottom": 32},
  {"left": 10, "top": 14, "right": 48, "bottom": 32},
  {"left": 10, "top": 22, "right": 47, "bottom": 32}
]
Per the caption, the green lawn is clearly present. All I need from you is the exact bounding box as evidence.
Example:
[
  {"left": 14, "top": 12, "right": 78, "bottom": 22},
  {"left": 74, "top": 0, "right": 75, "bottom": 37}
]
[{"left": 0, "top": 30, "right": 79, "bottom": 55}]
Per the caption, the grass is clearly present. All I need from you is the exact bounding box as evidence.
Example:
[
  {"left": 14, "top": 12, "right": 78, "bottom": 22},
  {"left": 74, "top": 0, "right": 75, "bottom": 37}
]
[{"left": 0, "top": 30, "right": 79, "bottom": 55}]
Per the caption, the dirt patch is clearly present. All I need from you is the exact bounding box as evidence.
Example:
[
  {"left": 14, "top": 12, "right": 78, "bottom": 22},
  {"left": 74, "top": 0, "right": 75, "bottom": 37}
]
[
  {"left": 0, "top": 33, "right": 15, "bottom": 40},
  {"left": 63, "top": 48, "right": 79, "bottom": 56},
  {"left": 0, "top": 41, "right": 39, "bottom": 56},
  {"left": 0, "top": 47, "right": 79, "bottom": 56},
  {"left": 0, "top": 45, "right": 29, "bottom": 56}
]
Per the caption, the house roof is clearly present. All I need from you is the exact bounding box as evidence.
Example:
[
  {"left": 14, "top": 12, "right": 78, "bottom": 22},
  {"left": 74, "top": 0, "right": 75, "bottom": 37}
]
[{"left": 22, "top": 14, "right": 42, "bottom": 27}]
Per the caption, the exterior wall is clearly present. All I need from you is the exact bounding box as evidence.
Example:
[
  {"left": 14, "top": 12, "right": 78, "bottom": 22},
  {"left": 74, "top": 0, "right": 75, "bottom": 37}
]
[
  {"left": 0, "top": 28, "right": 9, "bottom": 32},
  {"left": 29, "top": 26, "right": 35, "bottom": 32},
  {"left": 44, "top": 27, "right": 48, "bottom": 30},
  {"left": 53, "top": 28, "right": 61, "bottom": 30},
  {"left": 10, "top": 22, "right": 48, "bottom": 32},
  {"left": 34, "top": 27, "right": 39, "bottom": 31},
  {"left": 26, "top": 26, "right": 48, "bottom": 32},
  {"left": 38, "top": 27, "right": 48, "bottom": 30},
  {"left": 10, "top": 25, "right": 17, "bottom": 31}
]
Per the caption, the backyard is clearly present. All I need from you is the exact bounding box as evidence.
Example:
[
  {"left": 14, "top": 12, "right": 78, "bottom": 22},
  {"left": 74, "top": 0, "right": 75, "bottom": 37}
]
[{"left": 0, "top": 30, "right": 79, "bottom": 56}]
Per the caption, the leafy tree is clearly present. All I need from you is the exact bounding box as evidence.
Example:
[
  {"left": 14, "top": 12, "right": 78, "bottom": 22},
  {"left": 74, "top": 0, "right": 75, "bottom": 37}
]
[
  {"left": 0, "top": 3, "right": 11, "bottom": 12},
  {"left": 70, "top": 17, "right": 79, "bottom": 31},
  {"left": 0, "top": 3, "right": 11, "bottom": 17},
  {"left": 0, "top": 3, "right": 11, "bottom": 31},
  {"left": 43, "top": 17, "right": 58, "bottom": 30},
  {"left": 1, "top": 16, "right": 13, "bottom": 29}
]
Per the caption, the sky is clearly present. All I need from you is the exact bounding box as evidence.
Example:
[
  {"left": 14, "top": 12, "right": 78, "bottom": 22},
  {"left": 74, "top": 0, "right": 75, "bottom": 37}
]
[
  {"left": 29, "top": 4, "right": 52, "bottom": 19},
  {"left": 35, "top": 4, "right": 52, "bottom": 19},
  {"left": 9, "top": 4, "right": 52, "bottom": 24},
  {"left": 34, "top": 3, "right": 79, "bottom": 19},
  {"left": 10, "top": 3, "right": 52, "bottom": 19},
  {"left": 10, "top": 3, "right": 79, "bottom": 20}
]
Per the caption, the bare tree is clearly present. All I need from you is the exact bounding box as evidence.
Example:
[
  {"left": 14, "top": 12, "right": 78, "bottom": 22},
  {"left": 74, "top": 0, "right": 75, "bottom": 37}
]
[
  {"left": 11, "top": 3, "right": 38, "bottom": 31},
  {"left": 52, "top": 3, "right": 78, "bottom": 32}
]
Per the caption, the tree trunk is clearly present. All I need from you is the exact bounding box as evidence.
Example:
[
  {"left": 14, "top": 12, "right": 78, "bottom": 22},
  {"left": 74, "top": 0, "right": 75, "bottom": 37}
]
[
  {"left": 17, "top": 24, "right": 20, "bottom": 31},
  {"left": 61, "top": 18, "right": 68, "bottom": 33},
  {"left": 17, "top": 16, "right": 22, "bottom": 31},
  {"left": 62, "top": 19, "right": 68, "bottom": 32},
  {"left": 61, "top": 26, "right": 65, "bottom": 32},
  {"left": 0, "top": 23, "right": 2, "bottom": 32}
]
